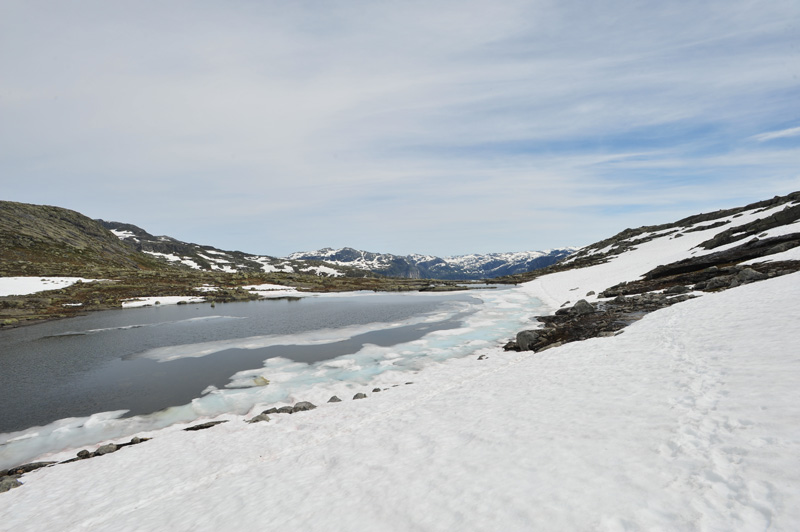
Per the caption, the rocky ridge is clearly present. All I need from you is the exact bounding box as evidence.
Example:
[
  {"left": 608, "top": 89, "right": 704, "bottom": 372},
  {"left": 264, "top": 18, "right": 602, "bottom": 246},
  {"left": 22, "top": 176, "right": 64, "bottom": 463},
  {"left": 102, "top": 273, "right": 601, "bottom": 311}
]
[
  {"left": 505, "top": 192, "right": 800, "bottom": 353},
  {"left": 99, "top": 220, "right": 363, "bottom": 278}
]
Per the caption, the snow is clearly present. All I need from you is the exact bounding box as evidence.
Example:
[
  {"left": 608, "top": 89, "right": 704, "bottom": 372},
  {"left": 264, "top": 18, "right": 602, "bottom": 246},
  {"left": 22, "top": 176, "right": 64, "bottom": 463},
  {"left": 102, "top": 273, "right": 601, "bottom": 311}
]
[
  {"left": 246, "top": 256, "right": 296, "bottom": 273},
  {"left": 0, "top": 277, "right": 100, "bottom": 297},
  {"left": 300, "top": 265, "right": 344, "bottom": 277},
  {"left": 240, "top": 282, "right": 301, "bottom": 298},
  {"left": 742, "top": 245, "right": 800, "bottom": 265},
  {"left": 121, "top": 296, "right": 206, "bottom": 308},
  {"left": 109, "top": 229, "right": 137, "bottom": 241},
  {"left": 2, "top": 272, "right": 799, "bottom": 530},
  {"left": 3, "top": 203, "right": 800, "bottom": 530},
  {"left": 142, "top": 250, "right": 202, "bottom": 270}
]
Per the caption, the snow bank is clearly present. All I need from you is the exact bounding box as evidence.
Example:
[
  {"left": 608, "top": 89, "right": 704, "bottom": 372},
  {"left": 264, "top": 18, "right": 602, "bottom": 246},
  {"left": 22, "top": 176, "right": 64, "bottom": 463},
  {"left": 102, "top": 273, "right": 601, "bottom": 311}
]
[
  {"left": 0, "top": 277, "right": 100, "bottom": 297},
  {"left": 121, "top": 296, "right": 205, "bottom": 308}
]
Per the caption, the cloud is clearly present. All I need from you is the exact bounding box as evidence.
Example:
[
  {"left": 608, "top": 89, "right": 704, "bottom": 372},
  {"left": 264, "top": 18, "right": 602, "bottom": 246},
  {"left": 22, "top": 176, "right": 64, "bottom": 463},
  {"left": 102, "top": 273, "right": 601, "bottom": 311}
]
[
  {"left": 1, "top": 0, "right": 799, "bottom": 256},
  {"left": 751, "top": 127, "right": 800, "bottom": 143}
]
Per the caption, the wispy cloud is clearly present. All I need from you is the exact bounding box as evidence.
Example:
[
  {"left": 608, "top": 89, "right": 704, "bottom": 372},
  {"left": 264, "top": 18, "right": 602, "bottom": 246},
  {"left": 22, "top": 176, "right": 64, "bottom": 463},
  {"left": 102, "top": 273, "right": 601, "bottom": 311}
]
[
  {"left": 751, "top": 127, "right": 800, "bottom": 143},
  {"left": 1, "top": 0, "right": 798, "bottom": 255}
]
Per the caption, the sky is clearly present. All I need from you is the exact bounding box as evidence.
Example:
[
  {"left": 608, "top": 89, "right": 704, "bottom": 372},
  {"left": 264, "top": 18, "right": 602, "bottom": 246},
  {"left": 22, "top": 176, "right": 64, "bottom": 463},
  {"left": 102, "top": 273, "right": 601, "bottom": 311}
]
[{"left": 1, "top": 0, "right": 799, "bottom": 257}]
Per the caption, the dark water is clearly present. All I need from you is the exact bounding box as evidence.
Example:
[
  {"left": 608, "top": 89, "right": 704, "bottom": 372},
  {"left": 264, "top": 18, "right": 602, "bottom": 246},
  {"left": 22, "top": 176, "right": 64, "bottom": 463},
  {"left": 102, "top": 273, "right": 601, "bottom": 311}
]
[{"left": 0, "top": 294, "right": 477, "bottom": 434}]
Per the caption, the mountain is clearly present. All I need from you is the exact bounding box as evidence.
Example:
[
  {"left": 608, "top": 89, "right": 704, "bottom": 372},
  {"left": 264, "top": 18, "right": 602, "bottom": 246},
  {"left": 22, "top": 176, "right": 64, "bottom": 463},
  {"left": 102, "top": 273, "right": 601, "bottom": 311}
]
[
  {"left": 286, "top": 247, "right": 577, "bottom": 280},
  {"left": 98, "top": 220, "right": 358, "bottom": 278},
  {"left": 497, "top": 191, "right": 800, "bottom": 284},
  {"left": 0, "top": 201, "right": 168, "bottom": 276}
]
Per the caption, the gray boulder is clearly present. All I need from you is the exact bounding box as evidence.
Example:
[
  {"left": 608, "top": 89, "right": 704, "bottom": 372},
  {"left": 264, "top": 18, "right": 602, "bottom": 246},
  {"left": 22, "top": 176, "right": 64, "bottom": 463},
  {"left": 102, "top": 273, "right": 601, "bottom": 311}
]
[
  {"left": 0, "top": 476, "right": 22, "bottom": 493},
  {"left": 292, "top": 401, "right": 317, "bottom": 413},
  {"left": 516, "top": 330, "right": 539, "bottom": 351},
  {"left": 665, "top": 285, "right": 690, "bottom": 294},
  {"left": 95, "top": 444, "right": 118, "bottom": 456},
  {"left": 705, "top": 276, "right": 733, "bottom": 290},
  {"left": 737, "top": 268, "right": 767, "bottom": 283},
  {"left": 246, "top": 413, "right": 271, "bottom": 424},
  {"left": 571, "top": 299, "right": 595, "bottom": 315},
  {"left": 353, "top": 393, "right": 367, "bottom": 400},
  {"left": 328, "top": 396, "right": 342, "bottom": 403}
]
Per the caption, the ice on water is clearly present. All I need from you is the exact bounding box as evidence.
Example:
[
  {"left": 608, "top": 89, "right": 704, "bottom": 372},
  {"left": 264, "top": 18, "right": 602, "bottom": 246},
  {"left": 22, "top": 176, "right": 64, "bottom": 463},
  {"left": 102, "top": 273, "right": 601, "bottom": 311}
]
[{"left": 0, "top": 288, "right": 541, "bottom": 469}]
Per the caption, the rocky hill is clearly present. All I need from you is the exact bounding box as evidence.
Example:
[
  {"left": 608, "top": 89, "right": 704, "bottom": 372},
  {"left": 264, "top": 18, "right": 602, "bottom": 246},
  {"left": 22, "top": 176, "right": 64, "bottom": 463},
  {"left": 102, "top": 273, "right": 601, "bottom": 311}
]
[
  {"left": 0, "top": 201, "right": 168, "bottom": 276},
  {"left": 287, "top": 247, "right": 576, "bottom": 280},
  {"left": 99, "top": 221, "right": 361, "bottom": 278}
]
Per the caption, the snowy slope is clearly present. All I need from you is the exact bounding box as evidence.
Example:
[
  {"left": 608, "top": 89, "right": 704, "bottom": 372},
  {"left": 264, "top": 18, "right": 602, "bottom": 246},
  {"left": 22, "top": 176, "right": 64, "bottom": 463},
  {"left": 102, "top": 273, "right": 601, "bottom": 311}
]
[
  {"left": 3, "top": 194, "right": 800, "bottom": 530},
  {"left": 101, "top": 221, "right": 349, "bottom": 277}
]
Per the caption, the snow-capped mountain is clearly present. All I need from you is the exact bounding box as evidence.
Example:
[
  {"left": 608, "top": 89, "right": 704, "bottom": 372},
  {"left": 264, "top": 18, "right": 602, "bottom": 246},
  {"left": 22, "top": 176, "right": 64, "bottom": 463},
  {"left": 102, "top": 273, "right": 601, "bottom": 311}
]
[
  {"left": 99, "top": 221, "right": 351, "bottom": 277},
  {"left": 286, "top": 247, "right": 577, "bottom": 280}
]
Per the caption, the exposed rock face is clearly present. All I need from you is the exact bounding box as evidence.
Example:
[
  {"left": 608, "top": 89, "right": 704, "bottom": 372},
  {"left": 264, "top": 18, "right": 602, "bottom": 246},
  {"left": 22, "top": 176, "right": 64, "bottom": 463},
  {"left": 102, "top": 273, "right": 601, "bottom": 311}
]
[{"left": 510, "top": 293, "right": 694, "bottom": 353}]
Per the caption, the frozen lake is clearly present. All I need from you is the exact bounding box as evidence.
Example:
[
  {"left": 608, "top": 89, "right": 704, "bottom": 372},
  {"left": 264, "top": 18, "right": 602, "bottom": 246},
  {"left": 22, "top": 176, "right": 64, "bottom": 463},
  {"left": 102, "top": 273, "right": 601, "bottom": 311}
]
[
  {"left": 1, "top": 286, "right": 542, "bottom": 468},
  {"left": 0, "top": 293, "right": 478, "bottom": 434}
]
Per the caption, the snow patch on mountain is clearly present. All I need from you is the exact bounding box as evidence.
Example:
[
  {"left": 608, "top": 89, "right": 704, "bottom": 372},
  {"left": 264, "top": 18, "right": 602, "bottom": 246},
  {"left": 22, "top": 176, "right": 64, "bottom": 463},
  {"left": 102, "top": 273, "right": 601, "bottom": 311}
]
[{"left": 287, "top": 247, "right": 578, "bottom": 280}]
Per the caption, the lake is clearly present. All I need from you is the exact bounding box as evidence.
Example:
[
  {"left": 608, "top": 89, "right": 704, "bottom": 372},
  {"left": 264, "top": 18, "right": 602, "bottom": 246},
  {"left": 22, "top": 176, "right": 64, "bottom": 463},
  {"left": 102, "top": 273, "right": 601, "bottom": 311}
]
[{"left": 0, "top": 292, "right": 478, "bottom": 434}]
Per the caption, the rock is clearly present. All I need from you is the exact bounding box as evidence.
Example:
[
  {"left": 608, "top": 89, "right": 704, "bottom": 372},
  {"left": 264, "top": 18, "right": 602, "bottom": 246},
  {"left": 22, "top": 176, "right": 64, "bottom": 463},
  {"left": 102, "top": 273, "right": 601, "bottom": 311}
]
[
  {"left": 737, "top": 267, "right": 767, "bottom": 283},
  {"left": 585, "top": 291, "right": 595, "bottom": 296},
  {"left": 262, "top": 408, "right": 279, "bottom": 415},
  {"left": 183, "top": 420, "right": 228, "bottom": 431},
  {"left": 4, "top": 461, "right": 56, "bottom": 475},
  {"left": 95, "top": 443, "right": 118, "bottom": 456},
  {"left": 328, "top": 396, "right": 342, "bottom": 403},
  {"left": 571, "top": 299, "right": 595, "bottom": 315},
  {"left": 292, "top": 401, "right": 317, "bottom": 413},
  {"left": 516, "top": 330, "right": 539, "bottom": 351},
  {"left": 246, "top": 413, "right": 271, "bottom": 424},
  {"left": 0, "top": 476, "right": 22, "bottom": 493},
  {"left": 130, "top": 437, "right": 142, "bottom": 444},
  {"left": 372, "top": 388, "right": 381, "bottom": 393},
  {"left": 664, "top": 285, "right": 690, "bottom": 294},
  {"left": 502, "top": 340, "right": 520, "bottom": 351},
  {"left": 276, "top": 406, "right": 294, "bottom": 414},
  {"left": 767, "top": 242, "right": 796, "bottom": 255},
  {"left": 77, "top": 450, "right": 91, "bottom": 459},
  {"left": 705, "top": 276, "right": 733, "bottom": 290},
  {"left": 478, "top": 354, "right": 488, "bottom": 360},
  {"left": 353, "top": 393, "right": 367, "bottom": 400}
]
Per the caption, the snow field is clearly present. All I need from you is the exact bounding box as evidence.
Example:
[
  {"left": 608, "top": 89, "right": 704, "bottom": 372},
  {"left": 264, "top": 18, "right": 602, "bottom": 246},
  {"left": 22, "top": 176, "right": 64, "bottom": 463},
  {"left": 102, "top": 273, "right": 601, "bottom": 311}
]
[
  {"left": 0, "top": 277, "right": 102, "bottom": 297},
  {"left": 3, "top": 272, "right": 799, "bottom": 530}
]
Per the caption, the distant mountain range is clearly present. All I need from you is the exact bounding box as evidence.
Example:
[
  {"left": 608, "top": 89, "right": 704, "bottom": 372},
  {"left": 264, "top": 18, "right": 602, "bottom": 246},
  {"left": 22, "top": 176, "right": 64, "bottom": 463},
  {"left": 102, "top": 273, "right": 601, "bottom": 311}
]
[
  {"left": 287, "top": 247, "right": 577, "bottom": 280},
  {"left": 0, "top": 200, "right": 575, "bottom": 280},
  {"left": 102, "top": 219, "right": 575, "bottom": 280}
]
